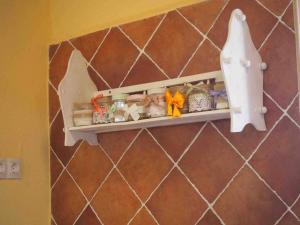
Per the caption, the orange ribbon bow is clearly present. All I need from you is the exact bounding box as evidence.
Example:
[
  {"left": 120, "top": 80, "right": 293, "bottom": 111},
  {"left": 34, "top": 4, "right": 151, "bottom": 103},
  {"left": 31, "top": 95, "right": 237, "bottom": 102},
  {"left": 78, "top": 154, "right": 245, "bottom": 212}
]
[
  {"left": 165, "top": 89, "right": 185, "bottom": 117},
  {"left": 91, "top": 94, "right": 108, "bottom": 115}
]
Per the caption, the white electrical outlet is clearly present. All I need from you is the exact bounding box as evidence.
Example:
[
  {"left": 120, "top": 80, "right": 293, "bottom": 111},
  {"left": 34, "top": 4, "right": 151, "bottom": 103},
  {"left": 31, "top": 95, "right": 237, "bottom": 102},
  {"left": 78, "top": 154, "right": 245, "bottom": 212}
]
[
  {"left": 0, "top": 159, "right": 6, "bottom": 179},
  {"left": 6, "top": 159, "right": 21, "bottom": 179}
]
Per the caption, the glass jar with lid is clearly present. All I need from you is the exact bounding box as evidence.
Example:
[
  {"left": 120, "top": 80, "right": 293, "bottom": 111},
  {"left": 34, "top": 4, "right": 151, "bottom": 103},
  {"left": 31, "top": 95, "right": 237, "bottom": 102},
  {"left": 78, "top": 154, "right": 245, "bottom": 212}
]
[
  {"left": 73, "top": 102, "right": 93, "bottom": 126},
  {"left": 112, "top": 93, "right": 129, "bottom": 122},
  {"left": 187, "top": 81, "right": 212, "bottom": 112},
  {"left": 126, "top": 94, "right": 147, "bottom": 121},
  {"left": 146, "top": 87, "right": 166, "bottom": 118},
  {"left": 92, "top": 95, "right": 112, "bottom": 124}
]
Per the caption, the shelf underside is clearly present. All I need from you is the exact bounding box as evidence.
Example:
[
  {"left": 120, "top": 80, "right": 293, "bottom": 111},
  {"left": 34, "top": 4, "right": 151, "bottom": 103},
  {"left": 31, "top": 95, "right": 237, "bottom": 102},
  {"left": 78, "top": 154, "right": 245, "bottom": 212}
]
[{"left": 68, "top": 109, "right": 231, "bottom": 134}]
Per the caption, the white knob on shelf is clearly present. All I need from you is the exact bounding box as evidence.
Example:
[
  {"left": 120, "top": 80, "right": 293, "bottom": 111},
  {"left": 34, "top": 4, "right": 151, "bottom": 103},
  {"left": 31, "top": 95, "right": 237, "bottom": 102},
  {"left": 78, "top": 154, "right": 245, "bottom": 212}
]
[
  {"left": 260, "top": 62, "right": 267, "bottom": 70},
  {"left": 235, "top": 11, "right": 246, "bottom": 21},
  {"left": 259, "top": 106, "right": 268, "bottom": 114}
]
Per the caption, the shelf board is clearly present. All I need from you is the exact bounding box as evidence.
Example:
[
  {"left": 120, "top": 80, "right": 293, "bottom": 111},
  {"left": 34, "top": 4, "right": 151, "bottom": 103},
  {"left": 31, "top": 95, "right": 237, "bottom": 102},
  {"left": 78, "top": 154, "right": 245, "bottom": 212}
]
[{"left": 68, "top": 109, "right": 230, "bottom": 134}]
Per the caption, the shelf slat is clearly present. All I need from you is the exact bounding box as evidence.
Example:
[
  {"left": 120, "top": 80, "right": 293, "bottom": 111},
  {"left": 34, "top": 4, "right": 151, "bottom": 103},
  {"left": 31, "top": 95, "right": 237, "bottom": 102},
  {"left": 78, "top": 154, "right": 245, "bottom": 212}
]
[{"left": 68, "top": 109, "right": 230, "bottom": 134}]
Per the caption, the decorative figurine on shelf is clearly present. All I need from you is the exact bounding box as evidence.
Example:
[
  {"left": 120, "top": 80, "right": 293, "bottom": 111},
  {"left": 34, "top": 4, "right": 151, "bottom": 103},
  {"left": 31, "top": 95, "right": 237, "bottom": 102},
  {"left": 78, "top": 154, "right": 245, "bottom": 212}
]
[{"left": 165, "top": 89, "right": 185, "bottom": 117}]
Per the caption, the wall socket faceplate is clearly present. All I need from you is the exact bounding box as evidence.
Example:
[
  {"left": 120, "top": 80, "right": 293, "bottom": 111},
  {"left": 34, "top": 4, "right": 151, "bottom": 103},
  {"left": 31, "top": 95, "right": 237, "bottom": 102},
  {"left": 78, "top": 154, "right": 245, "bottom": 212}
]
[{"left": 0, "top": 158, "right": 21, "bottom": 179}]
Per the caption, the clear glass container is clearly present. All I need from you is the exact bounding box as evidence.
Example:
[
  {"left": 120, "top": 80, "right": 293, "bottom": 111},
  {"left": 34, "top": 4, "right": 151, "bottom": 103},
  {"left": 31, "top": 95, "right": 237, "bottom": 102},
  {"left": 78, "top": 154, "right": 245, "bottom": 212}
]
[
  {"left": 146, "top": 88, "right": 166, "bottom": 118},
  {"left": 211, "top": 82, "right": 229, "bottom": 109},
  {"left": 187, "top": 81, "right": 212, "bottom": 112},
  {"left": 93, "top": 96, "right": 112, "bottom": 124},
  {"left": 126, "top": 94, "right": 147, "bottom": 121},
  {"left": 73, "top": 102, "right": 93, "bottom": 126},
  {"left": 112, "top": 93, "right": 129, "bottom": 123}
]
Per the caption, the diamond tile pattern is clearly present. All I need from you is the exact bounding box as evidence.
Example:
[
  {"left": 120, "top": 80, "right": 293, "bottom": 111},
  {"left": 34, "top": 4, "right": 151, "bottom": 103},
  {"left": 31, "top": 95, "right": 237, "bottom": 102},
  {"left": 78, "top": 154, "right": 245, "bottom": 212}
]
[
  {"left": 71, "top": 29, "right": 108, "bottom": 61},
  {"left": 214, "top": 167, "right": 286, "bottom": 225},
  {"left": 122, "top": 54, "right": 167, "bottom": 86},
  {"left": 251, "top": 117, "right": 300, "bottom": 205},
  {"left": 74, "top": 206, "right": 102, "bottom": 225},
  {"left": 121, "top": 15, "right": 163, "bottom": 49},
  {"left": 67, "top": 142, "right": 113, "bottom": 199},
  {"left": 197, "top": 210, "right": 222, "bottom": 225},
  {"left": 147, "top": 169, "right": 207, "bottom": 225},
  {"left": 257, "top": 0, "right": 290, "bottom": 16},
  {"left": 118, "top": 130, "right": 172, "bottom": 201},
  {"left": 48, "top": 83, "right": 60, "bottom": 123},
  {"left": 288, "top": 96, "right": 300, "bottom": 126},
  {"left": 277, "top": 213, "right": 300, "bottom": 225},
  {"left": 91, "top": 28, "right": 139, "bottom": 88},
  {"left": 260, "top": 24, "right": 298, "bottom": 108},
  {"left": 149, "top": 122, "right": 203, "bottom": 161},
  {"left": 50, "top": 111, "right": 81, "bottom": 165},
  {"left": 49, "top": 1, "right": 300, "bottom": 225},
  {"left": 179, "top": 0, "right": 228, "bottom": 34},
  {"left": 52, "top": 171, "right": 86, "bottom": 225},
  {"left": 182, "top": 40, "right": 220, "bottom": 76},
  {"left": 91, "top": 170, "right": 140, "bottom": 225},
  {"left": 98, "top": 129, "right": 140, "bottom": 163},
  {"left": 129, "top": 208, "right": 157, "bottom": 225},
  {"left": 50, "top": 150, "right": 63, "bottom": 186},
  {"left": 49, "top": 41, "right": 74, "bottom": 89},
  {"left": 180, "top": 124, "right": 243, "bottom": 202},
  {"left": 293, "top": 199, "right": 300, "bottom": 218},
  {"left": 145, "top": 11, "right": 202, "bottom": 77},
  {"left": 208, "top": 0, "right": 277, "bottom": 49},
  {"left": 282, "top": 4, "right": 294, "bottom": 30}
]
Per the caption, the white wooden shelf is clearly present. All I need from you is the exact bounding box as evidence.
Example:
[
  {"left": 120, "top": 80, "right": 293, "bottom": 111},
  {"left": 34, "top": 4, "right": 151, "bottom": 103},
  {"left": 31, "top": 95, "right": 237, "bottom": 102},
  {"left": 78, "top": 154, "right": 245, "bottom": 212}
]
[
  {"left": 57, "top": 9, "right": 267, "bottom": 146},
  {"left": 68, "top": 109, "right": 230, "bottom": 133}
]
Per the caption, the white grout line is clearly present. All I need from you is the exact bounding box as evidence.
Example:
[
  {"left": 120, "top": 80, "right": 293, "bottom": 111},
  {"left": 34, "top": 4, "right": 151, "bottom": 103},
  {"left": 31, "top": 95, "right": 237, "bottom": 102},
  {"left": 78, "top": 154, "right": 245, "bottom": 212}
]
[
  {"left": 117, "top": 14, "right": 170, "bottom": 86},
  {"left": 146, "top": 125, "right": 229, "bottom": 225},
  {"left": 118, "top": 13, "right": 168, "bottom": 86},
  {"left": 88, "top": 28, "right": 112, "bottom": 64},
  {"left": 95, "top": 129, "right": 164, "bottom": 225},
  {"left": 51, "top": 215, "right": 58, "bottom": 225},
  {"left": 206, "top": 0, "right": 230, "bottom": 35},
  {"left": 87, "top": 62, "right": 112, "bottom": 89},
  {"left": 48, "top": 80, "right": 58, "bottom": 93},
  {"left": 176, "top": 4, "right": 227, "bottom": 78},
  {"left": 49, "top": 108, "right": 61, "bottom": 129},
  {"left": 49, "top": 43, "right": 61, "bottom": 64},
  {"left": 258, "top": 20, "right": 280, "bottom": 51},
  {"left": 50, "top": 140, "right": 84, "bottom": 189},
  {"left": 257, "top": 0, "right": 294, "bottom": 51},
  {"left": 177, "top": 38, "right": 206, "bottom": 78}
]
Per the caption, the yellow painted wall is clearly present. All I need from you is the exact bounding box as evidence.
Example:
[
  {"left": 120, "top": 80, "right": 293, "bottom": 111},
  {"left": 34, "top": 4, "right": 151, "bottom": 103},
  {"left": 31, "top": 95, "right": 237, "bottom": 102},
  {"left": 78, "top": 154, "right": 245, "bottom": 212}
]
[
  {"left": 50, "top": 0, "right": 203, "bottom": 44},
  {"left": 0, "top": 0, "right": 51, "bottom": 225}
]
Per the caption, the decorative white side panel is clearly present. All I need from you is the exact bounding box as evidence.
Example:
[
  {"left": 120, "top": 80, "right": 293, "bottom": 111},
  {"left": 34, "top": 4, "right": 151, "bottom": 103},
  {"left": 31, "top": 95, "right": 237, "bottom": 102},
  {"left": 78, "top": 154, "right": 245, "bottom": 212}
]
[
  {"left": 221, "top": 9, "right": 267, "bottom": 132},
  {"left": 58, "top": 50, "right": 98, "bottom": 146}
]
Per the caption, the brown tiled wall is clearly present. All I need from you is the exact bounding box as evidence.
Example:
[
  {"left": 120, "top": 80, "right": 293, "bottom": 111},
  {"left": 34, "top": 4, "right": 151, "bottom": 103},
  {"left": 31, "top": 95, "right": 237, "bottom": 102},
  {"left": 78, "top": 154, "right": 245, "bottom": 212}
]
[{"left": 49, "top": 1, "right": 300, "bottom": 225}]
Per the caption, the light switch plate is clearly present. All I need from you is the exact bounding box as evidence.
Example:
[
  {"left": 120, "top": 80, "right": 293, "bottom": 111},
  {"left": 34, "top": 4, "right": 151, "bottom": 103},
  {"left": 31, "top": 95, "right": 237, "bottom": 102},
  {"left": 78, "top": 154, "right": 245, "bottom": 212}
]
[
  {"left": 6, "top": 158, "right": 21, "bottom": 179},
  {"left": 0, "top": 159, "right": 6, "bottom": 179}
]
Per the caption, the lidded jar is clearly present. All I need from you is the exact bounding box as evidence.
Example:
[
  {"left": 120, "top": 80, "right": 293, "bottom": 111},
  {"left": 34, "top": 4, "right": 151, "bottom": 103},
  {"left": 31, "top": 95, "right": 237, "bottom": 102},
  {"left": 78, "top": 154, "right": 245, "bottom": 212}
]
[
  {"left": 73, "top": 102, "right": 93, "bottom": 126},
  {"left": 146, "top": 87, "right": 166, "bottom": 118},
  {"left": 126, "top": 94, "right": 147, "bottom": 121},
  {"left": 112, "top": 93, "right": 129, "bottom": 122},
  {"left": 92, "top": 96, "right": 112, "bottom": 124},
  {"left": 188, "top": 81, "right": 212, "bottom": 112}
]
